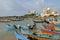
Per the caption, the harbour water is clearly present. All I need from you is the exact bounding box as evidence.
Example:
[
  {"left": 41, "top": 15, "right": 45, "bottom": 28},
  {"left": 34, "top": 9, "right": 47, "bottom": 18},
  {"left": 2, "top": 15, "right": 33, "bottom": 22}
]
[{"left": 0, "top": 18, "right": 60, "bottom": 40}]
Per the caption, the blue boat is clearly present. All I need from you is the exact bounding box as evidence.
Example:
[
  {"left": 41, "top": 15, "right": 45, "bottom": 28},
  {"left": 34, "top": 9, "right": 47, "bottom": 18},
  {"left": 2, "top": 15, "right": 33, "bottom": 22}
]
[
  {"left": 6, "top": 24, "right": 60, "bottom": 40},
  {"left": 20, "top": 26, "right": 30, "bottom": 35},
  {"left": 13, "top": 31, "right": 29, "bottom": 40},
  {"left": 6, "top": 24, "right": 30, "bottom": 34},
  {"left": 6, "top": 24, "right": 29, "bottom": 40},
  {"left": 6, "top": 24, "right": 14, "bottom": 31},
  {"left": 20, "top": 26, "right": 31, "bottom": 35}
]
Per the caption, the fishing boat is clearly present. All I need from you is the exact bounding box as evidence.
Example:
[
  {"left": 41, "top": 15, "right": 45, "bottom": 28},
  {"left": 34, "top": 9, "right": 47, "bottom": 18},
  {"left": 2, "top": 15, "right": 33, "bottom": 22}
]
[
  {"left": 6, "top": 24, "right": 60, "bottom": 40},
  {"left": 6, "top": 24, "right": 14, "bottom": 31},
  {"left": 13, "top": 31, "right": 29, "bottom": 40},
  {"left": 13, "top": 30, "right": 53, "bottom": 40},
  {"left": 11, "top": 19, "right": 24, "bottom": 21},
  {"left": 0, "top": 20, "right": 11, "bottom": 22},
  {"left": 20, "top": 26, "right": 30, "bottom": 35},
  {"left": 33, "top": 20, "right": 44, "bottom": 23},
  {"left": 43, "top": 25, "right": 55, "bottom": 30},
  {"left": 43, "top": 25, "right": 60, "bottom": 32}
]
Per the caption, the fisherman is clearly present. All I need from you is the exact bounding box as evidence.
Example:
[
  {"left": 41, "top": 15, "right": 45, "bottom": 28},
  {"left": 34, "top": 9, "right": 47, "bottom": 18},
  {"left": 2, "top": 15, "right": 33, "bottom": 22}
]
[
  {"left": 17, "top": 25, "right": 21, "bottom": 30},
  {"left": 33, "top": 23, "right": 37, "bottom": 33},
  {"left": 13, "top": 24, "right": 18, "bottom": 30},
  {"left": 17, "top": 25, "right": 21, "bottom": 33},
  {"left": 27, "top": 24, "right": 35, "bottom": 30},
  {"left": 27, "top": 24, "right": 33, "bottom": 34},
  {"left": 44, "top": 19, "right": 49, "bottom": 24},
  {"left": 27, "top": 24, "right": 32, "bottom": 30},
  {"left": 33, "top": 23, "right": 36, "bottom": 28}
]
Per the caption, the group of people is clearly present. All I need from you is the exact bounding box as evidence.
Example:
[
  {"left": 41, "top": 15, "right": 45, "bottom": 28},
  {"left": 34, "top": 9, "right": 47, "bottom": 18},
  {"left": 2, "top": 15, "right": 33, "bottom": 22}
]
[
  {"left": 7, "top": 24, "right": 21, "bottom": 32},
  {"left": 13, "top": 23, "right": 36, "bottom": 30},
  {"left": 27, "top": 23, "right": 36, "bottom": 30},
  {"left": 7, "top": 23, "right": 38, "bottom": 40},
  {"left": 7, "top": 23, "right": 37, "bottom": 35}
]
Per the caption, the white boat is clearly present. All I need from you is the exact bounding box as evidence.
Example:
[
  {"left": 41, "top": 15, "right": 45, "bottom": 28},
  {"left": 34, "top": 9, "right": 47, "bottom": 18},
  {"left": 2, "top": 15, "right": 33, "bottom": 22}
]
[{"left": 33, "top": 20, "right": 44, "bottom": 23}]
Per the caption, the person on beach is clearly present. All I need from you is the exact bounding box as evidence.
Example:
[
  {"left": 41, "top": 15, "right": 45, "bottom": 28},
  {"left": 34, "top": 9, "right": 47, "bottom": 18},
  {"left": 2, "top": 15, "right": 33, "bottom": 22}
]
[
  {"left": 17, "top": 25, "right": 21, "bottom": 32},
  {"left": 27, "top": 24, "right": 33, "bottom": 34},
  {"left": 33, "top": 23, "right": 37, "bottom": 33},
  {"left": 27, "top": 24, "right": 33, "bottom": 30},
  {"left": 27, "top": 23, "right": 37, "bottom": 34},
  {"left": 13, "top": 24, "right": 18, "bottom": 30},
  {"left": 33, "top": 23, "right": 36, "bottom": 29},
  {"left": 17, "top": 25, "right": 21, "bottom": 30}
]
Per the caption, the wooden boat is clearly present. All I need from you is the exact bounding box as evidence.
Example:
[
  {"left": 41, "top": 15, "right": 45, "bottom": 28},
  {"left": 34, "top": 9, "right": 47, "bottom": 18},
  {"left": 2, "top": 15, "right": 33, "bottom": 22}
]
[
  {"left": 43, "top": 25, "right": 60, "bottom": 34},
  {"left": 49, "top": 21, "right": 56, "bottom": 24},
  {"left": 14, "top": 30, "right": 52, "bottom": 40},
  {"left": 11, "top": 19, "right": 24, "bottom": 21},
  {"left": 6, "top": 24, "right": 14, "bottom": 31},
  {"left": 0, "top": 20, "right": 11, "bottom": 22},
  {"left": 20, "top": 26, "right": 30, "bottom": 35},
  {"left": 6, "top": 24, "right": 60, "bottom": 40},
  {"left": 13, "top": 31, "right": 28, "bottom": 40},
  {"left": 55, "top": 27, "right": 60, "bottom": 30},
  {"left": 43, "top": 26, "right": 55, "bottom": 30},
  {"left": 33, "top": 20, "right": 44, "bottom": 23}
]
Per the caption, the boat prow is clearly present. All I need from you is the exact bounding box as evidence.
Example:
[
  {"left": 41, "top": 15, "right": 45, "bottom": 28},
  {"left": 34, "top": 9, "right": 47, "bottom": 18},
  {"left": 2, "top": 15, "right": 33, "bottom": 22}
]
[{"left": 13, "top": 31, "right": 28, "bottom": 40}]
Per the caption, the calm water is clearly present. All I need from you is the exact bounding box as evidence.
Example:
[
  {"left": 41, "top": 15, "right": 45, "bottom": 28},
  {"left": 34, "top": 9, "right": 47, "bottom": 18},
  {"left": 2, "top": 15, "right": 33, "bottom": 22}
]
[{"left": 0, "top": 18, "right": 60, "bottom": 40}]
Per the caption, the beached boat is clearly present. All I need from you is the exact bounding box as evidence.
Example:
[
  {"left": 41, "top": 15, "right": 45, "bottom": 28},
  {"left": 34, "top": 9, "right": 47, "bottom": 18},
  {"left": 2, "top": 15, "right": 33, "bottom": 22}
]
[
  {"left": 33, "top": 20, "right": 44, "bottom": 23},
  {"left": 6, "top": 24, "right": 60, "bottom": 40},
  {"left": 20, "top": 26, "right": 30, "bottom": 35},
  {"left": 0, "top": 20, "right": 11, "bottom": 22},
  {"left": 55, "top": 27, "right": 60, "bottom": 30},
  {"left": 43, "top": 25, "right": 55, "bottom": 30},
  {"left": 14, "top": 30, "right": 53, "bottom": 40},
  {"left": 6, "top": 24, "right": 14, "bottom": 31},
  {"left": 13, "top": 31, "right": 29, "bottom": 40},
  {"left": 11, "top": 19, "right": 24, "bottom": 21},
  {"left": 43, "top": 25, "right": 60, "bottom": 32}
]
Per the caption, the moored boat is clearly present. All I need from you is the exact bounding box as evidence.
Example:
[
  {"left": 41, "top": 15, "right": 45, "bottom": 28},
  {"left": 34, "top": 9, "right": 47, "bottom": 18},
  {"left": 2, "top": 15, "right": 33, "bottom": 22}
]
[
  {"left": 33, "top": 20, "right": 44, "bottom": 23},
  {"left": 6, "top": 24, "right": 60, "bottom": 40}
]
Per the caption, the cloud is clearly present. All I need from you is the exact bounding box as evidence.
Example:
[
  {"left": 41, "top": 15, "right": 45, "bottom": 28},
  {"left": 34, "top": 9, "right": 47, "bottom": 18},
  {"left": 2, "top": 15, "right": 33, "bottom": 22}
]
[
  {"left": 0, "top": 0, "right": 22, "bottom": 16},
  {"left": 32, "top": 0, "right": 45, "bottom": 6},
  {"left": 0, "top": 0, "right": 60, "bottom": 16},
  {"left": 0, "top": 0, "right": 48, "bottom": 16}
]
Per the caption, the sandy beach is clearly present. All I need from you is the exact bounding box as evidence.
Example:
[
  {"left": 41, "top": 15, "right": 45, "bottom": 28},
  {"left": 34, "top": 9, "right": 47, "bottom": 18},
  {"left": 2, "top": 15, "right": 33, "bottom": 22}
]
[{"left": 0, "top": 31, "right": 16, "bottom": 40}]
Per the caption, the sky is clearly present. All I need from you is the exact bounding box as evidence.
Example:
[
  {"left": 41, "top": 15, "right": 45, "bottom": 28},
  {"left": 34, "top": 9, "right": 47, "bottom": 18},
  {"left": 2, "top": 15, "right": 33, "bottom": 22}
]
[{"left": 0, "top": 0, "right": 60, "bottom": 16}]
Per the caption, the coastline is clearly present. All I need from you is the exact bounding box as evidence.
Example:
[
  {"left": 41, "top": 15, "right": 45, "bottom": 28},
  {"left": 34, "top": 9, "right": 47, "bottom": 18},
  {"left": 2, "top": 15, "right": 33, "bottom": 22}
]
[
  {"left": 0, "top": 31, "right": 16, "bottom": 40},
  {"left": 0, "top": 13, "right": 60, "bottom": 22}
]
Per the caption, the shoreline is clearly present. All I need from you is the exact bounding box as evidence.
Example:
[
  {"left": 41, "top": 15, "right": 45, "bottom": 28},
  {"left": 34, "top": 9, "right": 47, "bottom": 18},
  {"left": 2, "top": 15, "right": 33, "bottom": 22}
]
[
  {"left": 0, "top": 13, "right": 60, "bottom": 22},
  {"left": 0, "top": 31, "right": 16, "bottom": 40}
]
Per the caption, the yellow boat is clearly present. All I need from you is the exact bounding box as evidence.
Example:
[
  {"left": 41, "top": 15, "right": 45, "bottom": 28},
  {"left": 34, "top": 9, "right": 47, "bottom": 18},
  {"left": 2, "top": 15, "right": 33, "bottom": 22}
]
[{"left": 55, "top": 27, "right": 60, "bottom": 30}]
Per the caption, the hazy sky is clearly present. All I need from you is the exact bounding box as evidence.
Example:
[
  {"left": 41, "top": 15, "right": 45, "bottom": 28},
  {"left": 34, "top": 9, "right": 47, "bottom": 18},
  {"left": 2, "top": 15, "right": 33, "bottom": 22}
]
[{"left": 0, "top": 0, "right": 60, "bottom": 16}]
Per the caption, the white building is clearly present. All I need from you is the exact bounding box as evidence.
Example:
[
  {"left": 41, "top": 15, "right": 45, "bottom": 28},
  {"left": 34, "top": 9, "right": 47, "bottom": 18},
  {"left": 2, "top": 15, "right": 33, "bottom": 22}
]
[{"left": 41, "top": 8, "right": 59, "bottom": 17}]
